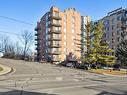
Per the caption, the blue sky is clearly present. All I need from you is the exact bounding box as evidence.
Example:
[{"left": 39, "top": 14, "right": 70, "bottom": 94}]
[{"left": 0, "top": 0, "right": 127, "bottom": 50}]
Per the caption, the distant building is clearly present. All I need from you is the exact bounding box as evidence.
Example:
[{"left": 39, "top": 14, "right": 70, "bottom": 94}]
[
  {"left": 101, "top": 7, "right": 127, "bottom": 55},
  {"left": 81, "top": 16, "right": 91, "bottom": 56},
  {"left": 35, "top": 6, "right": 90, "bottom": 63}
]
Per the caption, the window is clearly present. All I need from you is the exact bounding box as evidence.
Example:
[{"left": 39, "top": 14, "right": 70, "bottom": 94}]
[
  {"left": 112, "top": 39, "right": 115, "bottom": 43},
  {"left": 72, "top": 36, "right": 74, "bottom": 40},
  {"left": 64, "top": 35, "right": 66, "bottom": 39},
  {"left": 112, "top": 52, "right": 114, "bottom": 56},
  {"left": 64, "top": 42, "right": 66, "bottom": 46},
  {"left": 72, "top": 16, "right": 75, "bottom": 23},
  {"left": 72, "top": 29, "right": 75, "bottom": 33},
  {"left": 105, "top": 27, "right": 109, "bottom": 31},
  {"left": 72, "top": 23, "right": 75, "bottom": 28},
  {"left": 125, "top": 12, "right": 127, "bottom": 17},
  {"left": 104, "top": 20, "right": 109, "bottom": 25},
  {"left": 117, "top": 16, "right": 121, "bottom": 21},
  {"left": 64, "top": 22, "right": 66, "bottom": 26},
  {"left": 64, "top": 15, "right": 67, "bottom": 21},
  {"left": 72, "top": 43, "right": 74, "bottom": 46},
  {"left": 117, "top": 23, "right": 120, "bottom": 28},
  {"left": 117, "top": 30, "right": 120, "bottom": 35},
  {"left": 117, "top": 37, "right": 120, "bottom": 42},
  {"left": 64, "top": 28, "right": 66, "bottom": 32},
  {"left": 112, "top": 45, "right": 114, "bottom": 49},
  {"left": 112, "top": 18, "right": 115, "bottom": 24},
  {"left": 48, "top": 28, "right": 51, "bottom": 31},
  {"left": 112, "top": 25, "right": 115, "bottom": 30},
  {"left": 112, "top": 32, "right": 114, "bottom": 36}
]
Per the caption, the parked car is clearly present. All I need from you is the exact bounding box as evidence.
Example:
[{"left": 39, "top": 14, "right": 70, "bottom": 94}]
[
  {"left": 113, "top": 64, "right": 120, "bottom": 71},
  {"left": 58, "top": 61, "right": 66, "bottom": 66},
  {"left": 76, "top": 63, "right": 88, "bottom": 70},
  {"left": 65, "top": 61, "right": 77, "bottom": 67}
]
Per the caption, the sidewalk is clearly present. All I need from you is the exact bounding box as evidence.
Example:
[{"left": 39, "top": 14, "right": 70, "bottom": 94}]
[{"left": 0, "top": 64, "right": 12, "bottom": 75}]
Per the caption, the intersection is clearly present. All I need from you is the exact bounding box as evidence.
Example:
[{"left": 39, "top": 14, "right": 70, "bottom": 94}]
[{"left": 0, "top": 58, "right": 127, "bottom": 95}]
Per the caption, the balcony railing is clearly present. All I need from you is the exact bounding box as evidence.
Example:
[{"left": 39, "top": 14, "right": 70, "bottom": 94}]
[
  {"left": 35, "top": 38, "right": 41, "bottom": 41},
  {"left": 48, "top": 51, "right": 61, "bottom": 55},
  {"left": 48, "top": 36, "right": 61, "bottom": 41},
  {"left": 35, "top": 27, "right": 41, "bottom": 31},
  {"left": 48, "top": 22, "right": 61, "bottom": 27},
  {"left": 48, "top": 14, "right": 61, "bottom": 20},
  {"left": 48, "top": 30, "right": 61, "bottom": 34},
  {"left": 48, "top": 44, "right": 61, "bottom": 48},
  {"left": 52, "top": 58, "right": 61, "bottom": 62}
]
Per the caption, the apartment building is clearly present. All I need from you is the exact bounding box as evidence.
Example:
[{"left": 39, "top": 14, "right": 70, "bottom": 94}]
[
  {"left": 35, "top": 6, "right": 90, "bottom": 63},
  {"left": 81, "top": 16, "right": 91, "bottom": 56},
  {"left": 101, "top": 7, "right": 127, "bottom": 54}
]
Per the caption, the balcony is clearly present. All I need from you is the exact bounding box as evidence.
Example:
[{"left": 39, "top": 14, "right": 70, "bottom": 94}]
[
  {"left": 48, "top": 51, "right": 61, "bottom": 55},
  {"left": 35, "top": 38, "right": 41, "bottom": 41},
  {"left": 52, "top": 58, "right": 61, "bottom": 62},
  {"left": 35, "top": 42, "right": 40, "bottom": 46},
  {"left": 121, "top": 24, "right": 127, "bottom": 30},
  {"left": 35, "top": 33, "right": 38, "bottom": 36},
  {"left": 48, "top": 37, "right": 61, "bottom": 41},
  {"left": 35, "top": 47, "right": 40, "bottom": 50},
  {"left": 48, "top": 30, "right": 61, "bottom": 34},
  {"left": 48, "top": 15, "right": 61, "bottom": 20},
  {"left": 48, "top": 44, "right": 61, "bottom": 48},
  {"left": 35, "top": 27, "right": 41, "bottom": 31},
  {"left": 48, "top": 22, "right": 61, "bottom": 27}
]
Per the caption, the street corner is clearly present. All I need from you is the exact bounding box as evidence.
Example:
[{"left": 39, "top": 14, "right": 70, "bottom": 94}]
[{"left": 0, "top": 64, "right": 14, "bottom": 76}]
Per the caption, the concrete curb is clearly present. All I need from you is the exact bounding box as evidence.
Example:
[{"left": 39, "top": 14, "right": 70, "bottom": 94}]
[
  {"left": 0, "top": 64, "right": 12, "bottom": 76},
  {"left": 103, "top": 73, "right": 127, "bottom": 77}
]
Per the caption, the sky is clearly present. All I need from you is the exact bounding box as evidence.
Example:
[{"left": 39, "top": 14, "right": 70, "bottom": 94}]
[{"left": 0, "top": 0, "right": 127, "bottom": 50}]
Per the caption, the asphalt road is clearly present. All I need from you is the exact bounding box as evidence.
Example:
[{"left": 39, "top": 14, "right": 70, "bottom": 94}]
[{"left": 0, "top": 58, "right": 127, "bottom": 95}]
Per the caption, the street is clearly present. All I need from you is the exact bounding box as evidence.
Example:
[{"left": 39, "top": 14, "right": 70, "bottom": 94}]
[{"left": 0, "top": 58, "right": 127, "bottom": 95}]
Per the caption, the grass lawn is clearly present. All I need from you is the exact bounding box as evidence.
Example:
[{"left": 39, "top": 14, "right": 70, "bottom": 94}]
[
  {"left": 0, "top": 67, "right": 3, "bottom": 72},
  {"left": 89, "top": 69, "right": 127, "bottom": 75}
]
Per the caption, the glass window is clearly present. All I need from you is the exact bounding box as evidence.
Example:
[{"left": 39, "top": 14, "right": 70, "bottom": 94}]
[
  {"left": 117, "top": 37, "right": 120, "bottom": 42},
  {"left": 125, "top": 12, "right": 127, "bottom": 17},
  {"left": 72, "top": 23, "right": 75, "bottom": 28},
  {"left": 72, "top": 16, "right": 75, "bottom": 23},
  {"left": 117, "top": 30, "right": 120, "bottom": 35},
  {"left": 72, "top": 29, "right": 75, "bottom": 33},
  {"left": 64, "top": 35, "right": 66, "bottom": 39},
  {"left": 104, "top": 20, "right": 109, "bottom": 25},
  {"left": 112, "top": 18, "right": 115, "bottom": 24},
  {"left": 64, "top": 42, "right": 66, "bottom": 46},
  {"left": 64, "top": 28, "right": 66, "bottom": 32},
  {"left": 112, "top": 25, "right": 115, "bottom": 30},
  {"left": 64, "top": 15, "right": 67, "bottom": 21},
  {"left": 117, "top": 16, "right": 121, "bottom": 21}
]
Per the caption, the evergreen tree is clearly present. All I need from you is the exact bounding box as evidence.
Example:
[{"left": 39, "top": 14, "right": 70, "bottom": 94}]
[
  {"left": 83, "top": 21, "right": 116, "bottom": 67},
  {"left": 116, "top": 32, "right": 127, "bottom": 67}
]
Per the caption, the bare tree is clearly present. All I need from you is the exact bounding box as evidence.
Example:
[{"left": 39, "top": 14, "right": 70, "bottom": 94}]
[
  {"left": 14, "top": 41, "right": 23, "bottom": 59},
  {"left": 0, "top": 36, "right": 15, "bottom": 58},
  {"left": 0, "top": 36, "right": 10, "bottom": 54},
  {"left": 19, "top": 30, "right": 34, "bottom": 60}
]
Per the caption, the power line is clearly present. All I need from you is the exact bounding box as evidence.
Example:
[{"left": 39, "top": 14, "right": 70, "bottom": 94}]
[
  {"left": 0, "top": 30, "right": 20, "bottom": 36},
  {"left": 0, "top": 15, "right": 34, "bottom": 26}
]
